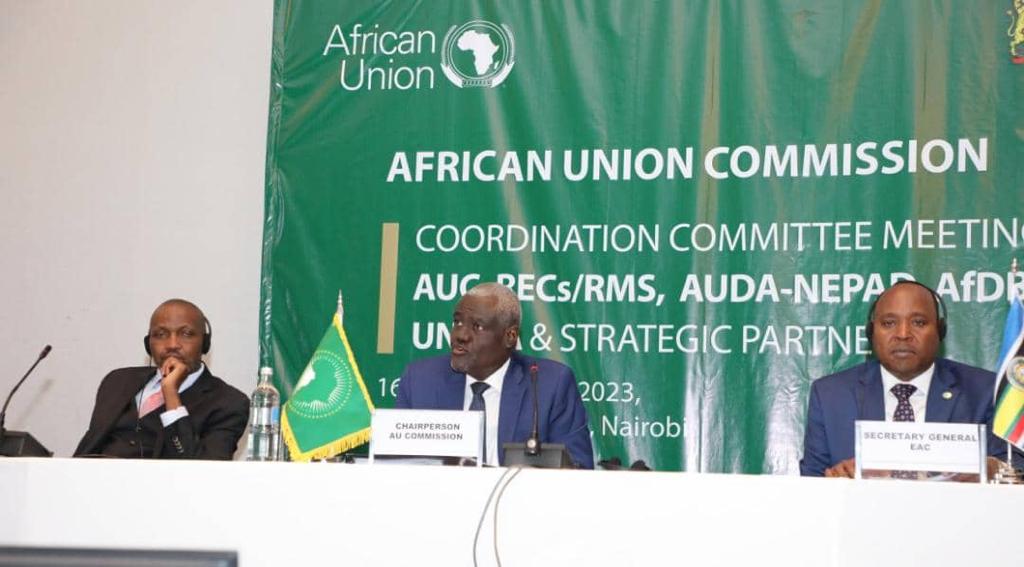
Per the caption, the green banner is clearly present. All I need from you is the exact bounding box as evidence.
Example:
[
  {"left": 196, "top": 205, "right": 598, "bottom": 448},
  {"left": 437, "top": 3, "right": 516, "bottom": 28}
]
[{"left": 260, "top": 0, "right": 1024, "bottom": 472}]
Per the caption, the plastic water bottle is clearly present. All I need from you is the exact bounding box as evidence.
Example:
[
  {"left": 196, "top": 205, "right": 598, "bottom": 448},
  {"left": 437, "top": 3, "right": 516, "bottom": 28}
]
[{"left": 247, "top": 366, "right": 281, "bottom": 461}]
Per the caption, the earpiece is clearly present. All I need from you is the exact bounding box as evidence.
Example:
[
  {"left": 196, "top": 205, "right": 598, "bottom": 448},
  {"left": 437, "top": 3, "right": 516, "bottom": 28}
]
[
  {"left": 201, "top": 317, "right": 212, "bottom": 354},
  {"left": 202, "top": 321, "right": 212, "bottom": 354}
]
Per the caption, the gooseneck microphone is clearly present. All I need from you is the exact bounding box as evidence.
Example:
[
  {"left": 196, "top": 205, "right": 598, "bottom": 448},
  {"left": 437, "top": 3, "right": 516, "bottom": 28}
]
[
  {"left": 525, "top": 363, "right": 541, "bottom": 457},
  {"left": 0, "top": 345, "right": 52, "bottom": 436}
]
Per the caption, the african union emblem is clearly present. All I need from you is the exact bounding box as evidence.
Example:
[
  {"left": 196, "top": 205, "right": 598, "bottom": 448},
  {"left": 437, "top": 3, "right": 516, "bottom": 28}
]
[
  {"left": 441, "top": 20, "right": 515, "bottom": 88},
  {"left": 1010, "top": 0, "right": 1024, "bottom": 64},
  {"left": 288, "top": 350, "right": 355, "bottom": 420},
  {"left": 281, "top": 313, "right": 374, "bottom": 461}
]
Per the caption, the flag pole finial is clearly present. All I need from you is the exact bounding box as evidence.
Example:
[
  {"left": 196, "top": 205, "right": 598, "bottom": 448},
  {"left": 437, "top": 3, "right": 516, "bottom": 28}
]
[{"left": 337, "top": 289, "right": 345, "bottom": 325}]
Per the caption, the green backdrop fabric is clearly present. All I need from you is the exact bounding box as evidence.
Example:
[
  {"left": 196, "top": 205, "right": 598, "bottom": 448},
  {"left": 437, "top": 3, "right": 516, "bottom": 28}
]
[{"left": 261, "top": 0, "right": 1024, "bottom": 472}]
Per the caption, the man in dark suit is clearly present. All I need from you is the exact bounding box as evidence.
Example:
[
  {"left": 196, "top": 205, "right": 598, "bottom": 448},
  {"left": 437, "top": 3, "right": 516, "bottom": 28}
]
[
  {"left": 800, "top": 281, "right": 1018, "bottom": 477},
  {"left": 396, "top": 283, "right": 594, "bottom": 468},
  {"left": 74, "top": 299, "right": 248, "bottom": 459}
]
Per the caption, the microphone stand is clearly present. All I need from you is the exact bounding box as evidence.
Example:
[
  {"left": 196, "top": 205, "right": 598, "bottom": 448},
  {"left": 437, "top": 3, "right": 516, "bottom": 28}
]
[
  {"left": 0, "top": 345, "right": 53, "bottom": 457},
  {"left": 525, "top": 364, "right": 541, "bottom": 456},
  {"left": 501, "top": 361, "right": 572, "bottom": 468}
]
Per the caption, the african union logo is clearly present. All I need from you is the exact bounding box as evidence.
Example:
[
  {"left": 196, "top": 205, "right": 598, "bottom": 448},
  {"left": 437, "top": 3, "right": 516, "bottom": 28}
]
[
  {"left": 1008, "top": 357, "right": 1024, "bottom": 391},
  {"left": 1010, "top": 0, "right": 1024, "bottom": 64},
  {"left": 440, "top": 20, "right": 515, "bottom": 88},
  {"left": 288, "top": 350, "right": 354, "bottom": 419}
]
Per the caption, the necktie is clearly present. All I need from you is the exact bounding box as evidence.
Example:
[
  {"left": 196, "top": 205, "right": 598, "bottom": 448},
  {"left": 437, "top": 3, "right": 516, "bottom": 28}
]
[
  {"left": 891, "top": 383, "right": 917, "bottom": 422},
  {"left": 138, "top": 389, "right": 164, "bottom": 418},
  {"left": 890, "top": 383, "right": 918, "bottom": 479},
  {"left": 469, "top": 381, "right": 490, "bottom": 463}
]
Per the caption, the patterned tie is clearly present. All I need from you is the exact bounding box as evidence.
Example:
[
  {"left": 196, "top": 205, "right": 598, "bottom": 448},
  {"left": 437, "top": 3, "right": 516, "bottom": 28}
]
[
  {"left": 138, "top": 389, "right": 164, "bottom": 418},
  {"left": 891, "top": 383, "right": 917, "bottom": 422},
  {"left": 890, "top": 383, "right": 918, "bottom": 479},
  {"left": 469, "top": 382, "right": 490, "bottom": 463}
]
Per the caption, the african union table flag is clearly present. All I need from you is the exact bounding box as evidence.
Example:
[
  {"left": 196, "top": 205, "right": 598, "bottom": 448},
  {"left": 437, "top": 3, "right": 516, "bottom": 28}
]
[
  {"left": 282, "top": 313, "right": 375, "bottom": 461},
  {"left": 994, "top": 289, "right": 1024, "bottom": 448}
]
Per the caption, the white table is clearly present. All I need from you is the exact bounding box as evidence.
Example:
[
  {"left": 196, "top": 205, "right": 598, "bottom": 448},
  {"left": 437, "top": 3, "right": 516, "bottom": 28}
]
[{"left": 1, "top": 458, "right": 1019, "bottom": 566}]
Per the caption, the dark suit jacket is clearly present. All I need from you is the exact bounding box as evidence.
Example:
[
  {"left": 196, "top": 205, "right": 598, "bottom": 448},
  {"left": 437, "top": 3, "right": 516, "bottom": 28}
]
[
  {"left": 74, "top": 366, "right": 249, "bottom": 460},
  {"left": 800, "top": 358, "right": 1020, "bottom": 476},
  {"left": 395, "top": 352, "right": 594, "bottom": 468}
]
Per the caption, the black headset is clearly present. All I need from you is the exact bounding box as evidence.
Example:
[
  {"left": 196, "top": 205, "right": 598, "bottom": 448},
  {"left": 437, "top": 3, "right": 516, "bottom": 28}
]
[
  {"left": 144, "top": 317, "right": 212, "bottom": 356},
  {"left": 866, "top": 280, "right": 947, "bottom": 344}
]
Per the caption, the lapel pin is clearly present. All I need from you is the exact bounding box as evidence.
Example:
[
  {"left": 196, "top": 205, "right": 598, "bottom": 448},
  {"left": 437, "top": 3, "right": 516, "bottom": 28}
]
[{"left": 942, "top": 391, "right": 953, "bottom": 400}]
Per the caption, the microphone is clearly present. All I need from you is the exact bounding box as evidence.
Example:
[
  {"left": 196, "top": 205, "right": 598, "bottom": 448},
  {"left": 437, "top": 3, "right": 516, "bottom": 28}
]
[
  {"left": 0, "top": 345, "right": 52, "bottom": 435},
  {"left": 501, "top": 362, "right": 571, "bottom": 468},
  {"left": 525, "top": 363, "right": 540, "bottom": 456}
]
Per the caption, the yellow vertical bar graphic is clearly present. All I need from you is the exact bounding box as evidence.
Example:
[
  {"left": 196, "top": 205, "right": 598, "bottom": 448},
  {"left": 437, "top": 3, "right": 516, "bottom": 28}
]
[{"left": 377, "top": 223, "right": 400, "bottom": 354}]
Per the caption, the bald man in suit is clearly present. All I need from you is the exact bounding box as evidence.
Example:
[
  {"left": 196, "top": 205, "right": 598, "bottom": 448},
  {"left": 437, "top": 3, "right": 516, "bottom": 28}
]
[{"left": 75, "top": 299, "right": 248, "bottom": 459}]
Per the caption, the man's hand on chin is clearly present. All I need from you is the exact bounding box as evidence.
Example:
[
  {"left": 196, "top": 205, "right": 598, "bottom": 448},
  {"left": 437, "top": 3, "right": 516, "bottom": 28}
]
[
  {"left": 824, "top": 458, "right": 856, "bottom": 478},
  {"left": 159, "top": 357, "right": 190, "bottom": 410}
]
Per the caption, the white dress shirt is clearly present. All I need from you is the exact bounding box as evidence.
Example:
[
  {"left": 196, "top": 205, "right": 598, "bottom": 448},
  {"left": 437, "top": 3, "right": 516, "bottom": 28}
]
[
  {"left": 880, "top": 363, "right": 934, "bottom": 422},
  {"left": 463, "top": 358, "right": 509, "bottom": 466}
]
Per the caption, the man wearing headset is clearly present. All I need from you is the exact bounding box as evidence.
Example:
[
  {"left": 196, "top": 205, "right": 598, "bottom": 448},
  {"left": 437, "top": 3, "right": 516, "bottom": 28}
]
[
  {"left": 74, "top": 299, "right": 248, "bottom": 459},
  {"left": 800, "top": 280, "right": 1021, "bottom": 477}
]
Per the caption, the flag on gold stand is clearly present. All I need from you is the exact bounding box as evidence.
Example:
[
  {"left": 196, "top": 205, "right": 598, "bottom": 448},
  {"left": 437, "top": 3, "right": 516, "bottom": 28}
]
[{"left": 282, "top": 313, "right": 375, "bottom": 461}]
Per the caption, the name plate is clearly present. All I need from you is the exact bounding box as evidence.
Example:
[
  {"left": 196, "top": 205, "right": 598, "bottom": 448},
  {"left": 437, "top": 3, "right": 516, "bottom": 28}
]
[
  {"left": 369, "top": 409, "right": 483, "bottom": 465},
  {"left": 854, "top": 420, "right": 986, "bottom": 479}
]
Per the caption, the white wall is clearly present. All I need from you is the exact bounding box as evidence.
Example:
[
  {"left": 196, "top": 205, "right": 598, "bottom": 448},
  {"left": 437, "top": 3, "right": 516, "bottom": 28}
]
[{"left": 0, "top": 1, "right": 273, "bottom": 456}]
